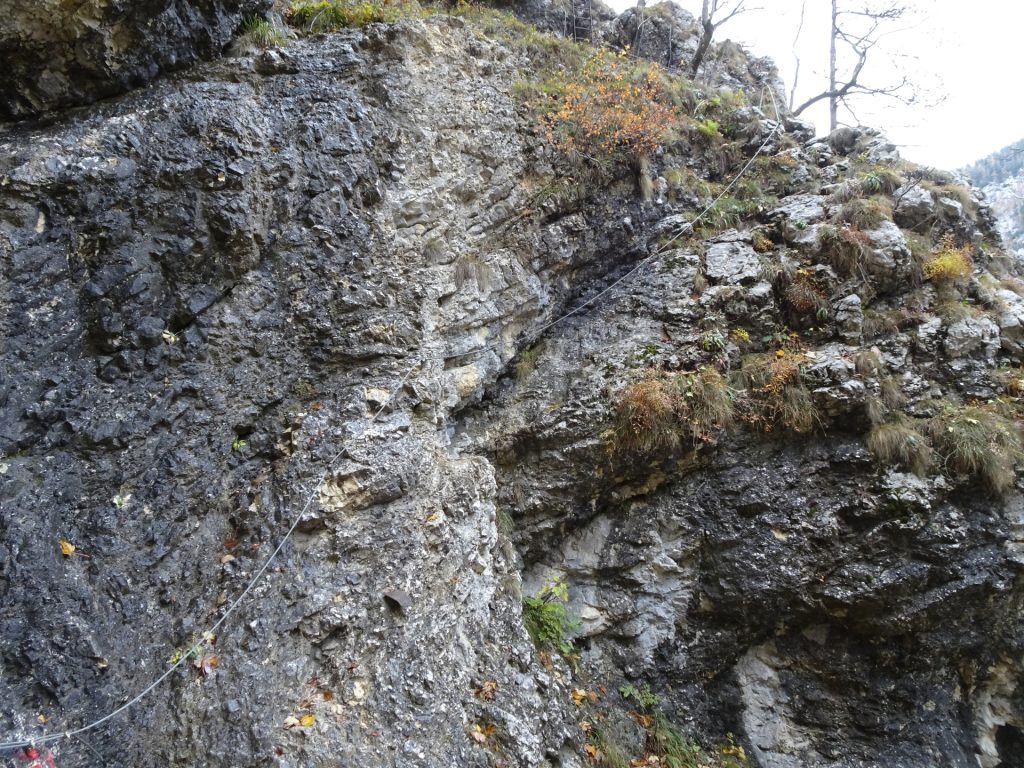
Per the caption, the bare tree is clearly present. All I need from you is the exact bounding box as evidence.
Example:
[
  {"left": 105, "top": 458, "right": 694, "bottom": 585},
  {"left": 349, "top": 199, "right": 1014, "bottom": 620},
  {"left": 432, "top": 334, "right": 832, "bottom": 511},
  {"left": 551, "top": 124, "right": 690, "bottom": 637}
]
[
  {"left": 792, "top": 0, "right": 912, "bottom": 130},
  {"left": 788, "top": 1, "right": 807, "bottom": 110},
  {"left": 690, "top": 0, "right": 750, "bottom": 76}
]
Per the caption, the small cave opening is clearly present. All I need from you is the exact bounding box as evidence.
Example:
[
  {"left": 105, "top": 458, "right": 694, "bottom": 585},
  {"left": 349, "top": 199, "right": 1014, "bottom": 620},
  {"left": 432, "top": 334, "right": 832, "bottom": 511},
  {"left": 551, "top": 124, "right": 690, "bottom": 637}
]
[{"left": 996, "top": 724, "right": 1024, "bottom": 767}]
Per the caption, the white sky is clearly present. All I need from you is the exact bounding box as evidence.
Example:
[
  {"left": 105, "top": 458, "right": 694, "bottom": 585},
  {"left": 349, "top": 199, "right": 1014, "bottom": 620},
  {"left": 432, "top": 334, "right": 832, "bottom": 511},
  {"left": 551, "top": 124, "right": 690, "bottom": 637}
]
[{"left": 603, "top": 0, "right": 1023, "bottom": 170}]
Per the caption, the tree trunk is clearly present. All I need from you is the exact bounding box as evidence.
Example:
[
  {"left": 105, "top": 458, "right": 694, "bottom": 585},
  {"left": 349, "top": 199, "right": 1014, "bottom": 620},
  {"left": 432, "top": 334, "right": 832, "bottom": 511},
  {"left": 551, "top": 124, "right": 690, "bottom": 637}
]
[
  {"left": 829, "top": 0, "right": 838, "bottom": 130},
  {"left": 690, "top": 0, "right": 714, "bottom": 76}
]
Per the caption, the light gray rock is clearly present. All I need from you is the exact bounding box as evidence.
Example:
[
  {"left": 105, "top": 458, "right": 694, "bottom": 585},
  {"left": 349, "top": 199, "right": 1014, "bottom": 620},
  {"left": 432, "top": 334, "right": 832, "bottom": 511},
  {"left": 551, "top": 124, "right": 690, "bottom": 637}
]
[
  {"left": 995, "top": 288, "right": 1024, "bottom": 358},
  {"left": 944, "top": 315, "right": 1001, "bottom": 361},
  {"left": 704, "top": 232, "right": 761, "bottom": 286},
  {"left": 894, "top": 184, "right": 936, "bottom": 229},
  {"left": 834, "top": 294, "right": 864, "bottom": 343}
]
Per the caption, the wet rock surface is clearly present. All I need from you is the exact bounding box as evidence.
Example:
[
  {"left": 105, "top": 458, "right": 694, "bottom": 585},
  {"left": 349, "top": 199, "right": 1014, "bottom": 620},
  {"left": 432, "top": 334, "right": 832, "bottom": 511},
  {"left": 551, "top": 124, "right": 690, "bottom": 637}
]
[
  {"left": 2, "top": 6, "right": 1024, "bottom": 768},
  {"left": 0, "top": 0, "right": 272, "bottom": 119}
]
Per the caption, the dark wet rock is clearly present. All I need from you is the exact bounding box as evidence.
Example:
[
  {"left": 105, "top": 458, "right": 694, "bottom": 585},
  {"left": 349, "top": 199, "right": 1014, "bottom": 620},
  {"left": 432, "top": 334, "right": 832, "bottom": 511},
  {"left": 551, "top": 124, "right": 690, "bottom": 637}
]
[
  {"left": 0, "top": 0, "right": 272, "bottom": 119},
  {"left": 1, "top": 8, "right": 1022, "bottom": 768}
]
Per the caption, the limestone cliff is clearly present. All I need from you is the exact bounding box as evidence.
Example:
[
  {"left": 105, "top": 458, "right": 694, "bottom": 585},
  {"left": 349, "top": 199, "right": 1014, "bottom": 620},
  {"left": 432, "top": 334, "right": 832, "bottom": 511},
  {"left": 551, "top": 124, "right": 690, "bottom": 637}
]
[{"left": 2, "top": 5, "right": 1024, "bottom": 768}]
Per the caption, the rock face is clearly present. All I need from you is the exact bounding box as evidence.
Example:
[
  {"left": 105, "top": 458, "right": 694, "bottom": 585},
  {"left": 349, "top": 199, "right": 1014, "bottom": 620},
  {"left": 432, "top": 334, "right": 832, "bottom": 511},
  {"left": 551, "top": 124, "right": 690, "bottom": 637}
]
[
  {"left": 2, "top": 6, "right": 1024, "bottom": 768},
  {"left": 0, "top": 0, "right": 272, "bottom": 119}
]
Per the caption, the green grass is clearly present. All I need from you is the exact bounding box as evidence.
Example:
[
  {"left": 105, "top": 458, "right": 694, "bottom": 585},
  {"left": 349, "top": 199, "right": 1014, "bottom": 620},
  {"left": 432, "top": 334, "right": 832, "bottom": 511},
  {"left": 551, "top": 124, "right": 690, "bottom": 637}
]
[
  {"left": 239, "top": 16, "right": 289, "bottom": 47},
  {"left": 287, "top": 0, "right": 418, "bottom": 30},
  {"left": 522, "top": 580, "right": 578, "bottom": 654}
]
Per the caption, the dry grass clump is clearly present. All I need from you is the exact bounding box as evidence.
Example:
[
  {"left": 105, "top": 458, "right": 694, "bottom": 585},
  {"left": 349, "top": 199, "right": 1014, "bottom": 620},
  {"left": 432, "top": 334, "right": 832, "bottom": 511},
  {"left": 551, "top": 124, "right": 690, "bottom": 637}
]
[
  {"left": 834, "top": 197, "right": 892, "bottom": 230},
  {"left": 925, "top": 406, "right": 1023, "bottom": 495},
  {"left": 538, "top": 49, "right": 677, "bottom": 160},
  {"left": 818, "top": 224, "right": 871, "bottom": 280},
  {"left": 854, "top": 348, "right": 883, "bottom": 376},
  {"left": 783, "top": 270, "right": 829, "bottom": 319},
  {"left": 614, "top": 368, "right": 735, "bottom": 455},
  {"left": 616, "top": 376, "right": 680, "bottom": 455},
  {"left": 676, "top": 368, "right": 735, "bottom": 443},
  {"left": 733, "top": 351, "right": 819, "bottom": 433},
  {"left": 866, "top": 420, "right": 933, "bottom": 476}
]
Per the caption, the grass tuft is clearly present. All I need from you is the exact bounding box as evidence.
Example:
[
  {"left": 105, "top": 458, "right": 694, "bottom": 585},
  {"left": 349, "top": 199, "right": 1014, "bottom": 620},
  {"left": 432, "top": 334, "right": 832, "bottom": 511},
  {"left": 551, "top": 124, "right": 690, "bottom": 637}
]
[
  {"left": 866, "top": 420, "right": 933, "bottom": 476},
  {"left": 239, "top": 15, "right": 288, "bottom": 47},
  {"left": 926, "top": 406, "right": 1023, "bottom": 495}
]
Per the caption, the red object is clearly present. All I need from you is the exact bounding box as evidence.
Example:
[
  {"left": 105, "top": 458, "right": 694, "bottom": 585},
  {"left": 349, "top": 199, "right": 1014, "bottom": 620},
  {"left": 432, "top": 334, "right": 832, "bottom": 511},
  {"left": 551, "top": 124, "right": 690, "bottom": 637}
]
[{"left": 12, "top": 747, "right": 56, "bottom": 768}]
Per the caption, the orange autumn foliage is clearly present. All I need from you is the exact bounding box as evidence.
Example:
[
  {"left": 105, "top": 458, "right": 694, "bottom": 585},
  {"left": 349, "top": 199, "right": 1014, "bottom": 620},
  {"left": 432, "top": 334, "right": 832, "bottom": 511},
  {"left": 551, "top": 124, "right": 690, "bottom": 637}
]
[{"left": 539, "top": 49, "right": 677, "bottom": 159}]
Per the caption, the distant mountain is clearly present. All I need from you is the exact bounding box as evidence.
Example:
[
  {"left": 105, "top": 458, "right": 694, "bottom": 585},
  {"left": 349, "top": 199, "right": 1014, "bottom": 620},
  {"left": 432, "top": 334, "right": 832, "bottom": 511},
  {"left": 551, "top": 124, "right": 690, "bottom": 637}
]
[
  {"left": 963, "top": 139, "right": 1024, "bottom": 187},
  {"left": 963, "top": 140, "right": 1024, "bottom": 254}
]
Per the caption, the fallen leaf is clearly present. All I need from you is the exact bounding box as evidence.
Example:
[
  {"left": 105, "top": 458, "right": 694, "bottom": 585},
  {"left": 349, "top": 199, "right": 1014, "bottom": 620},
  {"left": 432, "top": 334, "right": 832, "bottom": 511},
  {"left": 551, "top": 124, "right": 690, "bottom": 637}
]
[
  {"left": 299, "top": 714, "right": 316, "bottom": 727},
  {"left": 322, "top": 689, "right": 334, "bottom": 702},
  {"left": 474, "top": 680, "right": 498, "bottom": 701},
  {"left": 470, "top": 722, "right": 496, "bottom": 744},
  {"left": 584, "top": 743, "right": 602, "bottom": 763},
  {"left": 283, "top": 716, "right": 301, "bottom": 729},
  {"left": 59, "top": 539, "right": 76, "bottom": 557},
  {"left": 579, "top": 720, "right": 593, "bottom": 734},
  {"left": 629, "top": 711, "right": 654, "bottom": 728},
  {"left": 195, "top": 652, "right": 219, "bottom": 676},
  {"left": 570, "top": 687, "right": 588, "bottom": 706},
  {"left": 221, "top": 554, "right": 236, "bottom": 564}
]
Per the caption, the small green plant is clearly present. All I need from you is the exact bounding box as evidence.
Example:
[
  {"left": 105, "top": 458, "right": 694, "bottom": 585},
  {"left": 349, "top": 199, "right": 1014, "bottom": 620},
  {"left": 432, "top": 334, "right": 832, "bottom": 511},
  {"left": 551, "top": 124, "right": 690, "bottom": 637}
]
[
  {"left": 231, "top": 437, "right": 248, "bottom": 452},
  {"left": 620, "top": 683, "right": 659, "bottom": 711},
  {"left": 522, "top": 578, "right": 578, "bottom": 654},
  {"left": 859, "top": 166, "right": 903, "bottom": 195},
  {"left": 676, "top": 368, "right": 735, "bottom": 444},
  {"left": 496, "top": 509, "right": 515, "bottom": 537},
  {"left": 697, "top": 196, "right": 760, "bottom": 234},
  {"left": 589, "top": 727, "right": 631, "bottom": 768},
  {"left": 169, "top": 631, "right": 216, "bottom": 666},
  {"left": 514, "top": 343, "right": 543, "bottom": 382},
  {"left": 239, "top": 15, "right": 288, "bottom": 47},
  {"left": 694, "top": 117, "right": 720, "bottom": 139},
  {"left": 700, "top": 329, "right": 727, "bottom": 354},
  {"left": 619, "top": 684, "right": 742, "bottom": 768}
]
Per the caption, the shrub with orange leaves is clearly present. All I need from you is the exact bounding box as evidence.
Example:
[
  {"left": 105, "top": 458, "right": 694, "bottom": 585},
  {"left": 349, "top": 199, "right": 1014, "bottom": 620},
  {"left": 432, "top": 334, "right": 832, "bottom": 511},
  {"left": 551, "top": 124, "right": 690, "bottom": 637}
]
[{"left": 538, "top": 49, "right": 677, "bottom": 160}]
